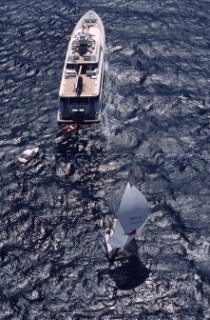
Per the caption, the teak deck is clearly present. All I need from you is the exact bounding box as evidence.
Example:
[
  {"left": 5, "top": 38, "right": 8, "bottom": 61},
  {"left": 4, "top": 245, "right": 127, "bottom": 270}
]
[{"left": 61, "top": 74, "right": 98, "bottom": 97}]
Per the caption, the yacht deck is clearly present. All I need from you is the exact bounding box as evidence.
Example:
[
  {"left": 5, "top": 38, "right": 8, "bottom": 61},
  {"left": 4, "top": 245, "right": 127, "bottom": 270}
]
[{"left": 60, "top": 72, "right": 99, "bottom": 97}]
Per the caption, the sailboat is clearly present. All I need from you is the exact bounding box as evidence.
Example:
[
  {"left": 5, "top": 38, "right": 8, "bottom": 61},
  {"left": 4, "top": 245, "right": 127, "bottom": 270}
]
[{"left": 105, "top": 171, "right": 150, "bottom": 258}]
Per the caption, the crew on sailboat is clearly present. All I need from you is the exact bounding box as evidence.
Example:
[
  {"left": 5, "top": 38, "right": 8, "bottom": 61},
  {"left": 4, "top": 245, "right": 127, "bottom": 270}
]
[{"left": 126, "top": 229, "right": 137, "bottom": 236}]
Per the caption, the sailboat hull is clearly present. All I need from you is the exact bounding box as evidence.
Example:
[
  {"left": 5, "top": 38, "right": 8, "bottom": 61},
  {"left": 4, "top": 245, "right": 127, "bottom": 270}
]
[
  {"left": 105, "top": 224, "right": 115, "bottom": 256},
  {"left": 105, "top": 219, "right": 143, "bottom": 257}
]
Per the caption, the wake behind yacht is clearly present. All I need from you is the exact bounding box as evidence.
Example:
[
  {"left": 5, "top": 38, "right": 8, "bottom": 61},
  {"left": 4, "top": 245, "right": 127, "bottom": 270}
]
[{"left": 57, "top": 11, "right": 105, "bottom": 123}]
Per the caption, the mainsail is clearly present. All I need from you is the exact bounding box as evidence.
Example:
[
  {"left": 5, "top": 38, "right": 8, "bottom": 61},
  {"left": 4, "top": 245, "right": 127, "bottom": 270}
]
[{"left": 108, "top": 172, "right": 150, "bottom": 249}]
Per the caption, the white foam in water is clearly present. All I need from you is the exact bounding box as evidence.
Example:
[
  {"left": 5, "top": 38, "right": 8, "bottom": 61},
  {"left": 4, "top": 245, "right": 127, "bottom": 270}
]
[
  {"left": 123, "top": 116, "right": 138, "bottom": 124},
  {"left": 18, "top": 147, "right": 39, "bottom": 164}
]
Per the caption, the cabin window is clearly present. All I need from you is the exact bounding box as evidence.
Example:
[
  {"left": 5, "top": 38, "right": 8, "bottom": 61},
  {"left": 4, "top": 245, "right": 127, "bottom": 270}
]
[
  {"left": 88, "top": 63, "right": 98, "bottom": 70},
  {"left": 81, "top": 64, "right": 87, "bottom": 74},
  {"left": 60, "top": 97, "right": 68, "bottom": 106},
  {"left": 69, "top": 97, "right": 88, "bottom": 104},
  {"left": 66, "top": 63, "right": 73, "bottom": 69}
]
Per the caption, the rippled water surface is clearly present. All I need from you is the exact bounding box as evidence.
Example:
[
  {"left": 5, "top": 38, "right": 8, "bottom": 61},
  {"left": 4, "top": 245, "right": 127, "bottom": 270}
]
[{"left": 1, "top": 0, "right": 210, "bottom": 319}]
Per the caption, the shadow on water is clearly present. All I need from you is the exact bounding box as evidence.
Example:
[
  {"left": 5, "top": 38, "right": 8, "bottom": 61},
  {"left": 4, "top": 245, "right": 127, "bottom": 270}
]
[
  {"left": 54, "top": 123, "right": 105, "bottom": 208},
  {"left": 55, "top": 124, "right": 95, "bottom": 178},
  {"left": 109, "top": 240, "right": 150, "bottom": 290},
  {"left": 56, "top": 125, "right": 80, "bottom": 157}
]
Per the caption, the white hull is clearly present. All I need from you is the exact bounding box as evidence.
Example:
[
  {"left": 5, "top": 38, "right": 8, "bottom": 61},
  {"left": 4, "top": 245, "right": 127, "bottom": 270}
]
[
  {"left": 105, "top": 219, "right": 139, "bottom": 257},
  {"left": 57, "top": 11, "right": 105, "bottom": 124}
]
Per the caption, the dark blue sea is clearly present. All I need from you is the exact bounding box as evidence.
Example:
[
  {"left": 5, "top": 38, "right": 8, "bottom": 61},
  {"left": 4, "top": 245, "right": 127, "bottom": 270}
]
[{"left": 1, "top": 0, "right": 210, "bottom": 319}]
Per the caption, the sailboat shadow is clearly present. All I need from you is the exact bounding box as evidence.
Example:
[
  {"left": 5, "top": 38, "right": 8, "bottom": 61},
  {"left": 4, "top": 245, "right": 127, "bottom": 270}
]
[{"left": 109, "top": 240, "right": 150, "bottom": 290}]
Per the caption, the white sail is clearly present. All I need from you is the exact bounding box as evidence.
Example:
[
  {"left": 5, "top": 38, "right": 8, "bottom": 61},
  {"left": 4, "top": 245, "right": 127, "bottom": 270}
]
[{"left": 108, "top": 174, "right": 150, "bottom": 249}]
